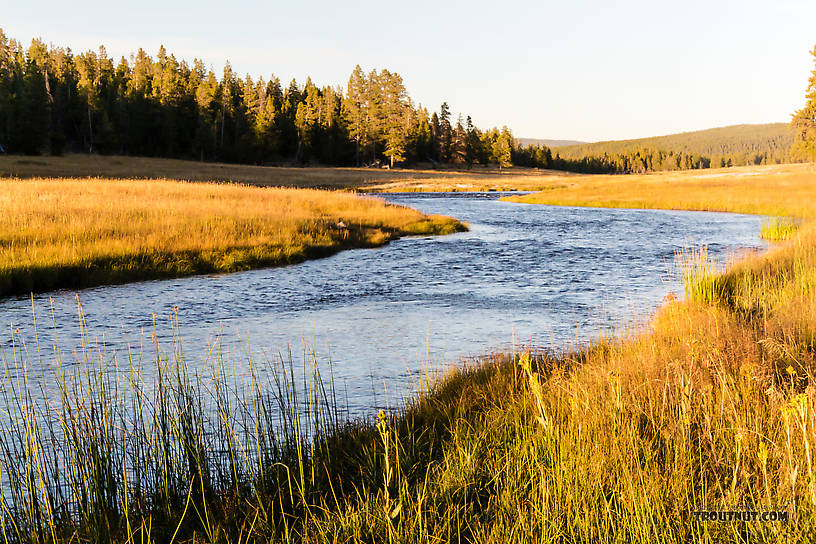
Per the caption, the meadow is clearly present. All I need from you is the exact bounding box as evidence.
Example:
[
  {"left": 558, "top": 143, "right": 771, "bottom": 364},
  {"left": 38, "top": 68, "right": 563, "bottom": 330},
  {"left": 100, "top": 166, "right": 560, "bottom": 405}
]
[
  {"left": 504, "top": 162, "right": 816, "bottom": 217},
  {"left": 0, "top": 178, "right": 465, "bottom": 296},
  {"left": 0, "top": 154, "right": 574, "bottom": 192},
  {"left": 1, "top": 161, "right": 815, "bottom": 542}
]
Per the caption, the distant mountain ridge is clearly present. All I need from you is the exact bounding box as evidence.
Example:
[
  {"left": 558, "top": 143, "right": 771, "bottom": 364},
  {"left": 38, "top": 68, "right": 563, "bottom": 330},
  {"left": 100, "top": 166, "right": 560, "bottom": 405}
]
[
  {"left": 538, "top": 122, "right": 796, "bottom": 173},
  {"left": 516, "top": 138, "right": 587, "bottom": 148},
  {"left": 554, "top": 123, "right": 793, "bottom": 159}
]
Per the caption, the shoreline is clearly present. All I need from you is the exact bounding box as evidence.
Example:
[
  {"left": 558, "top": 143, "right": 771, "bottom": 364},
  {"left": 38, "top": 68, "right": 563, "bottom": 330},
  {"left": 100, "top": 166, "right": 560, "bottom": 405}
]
[
  {"left": 0, "top": 177, "right": 468, "bottom": 297},
  {"left": 0, "top": 165, "right": 814, "bottom": 540}
]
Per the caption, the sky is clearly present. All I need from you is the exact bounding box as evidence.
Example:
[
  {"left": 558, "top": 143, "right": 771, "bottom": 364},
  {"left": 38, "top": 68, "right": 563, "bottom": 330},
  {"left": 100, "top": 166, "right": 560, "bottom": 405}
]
[{"left": 3, "top": 0, "right": 815, "bottom": 142}]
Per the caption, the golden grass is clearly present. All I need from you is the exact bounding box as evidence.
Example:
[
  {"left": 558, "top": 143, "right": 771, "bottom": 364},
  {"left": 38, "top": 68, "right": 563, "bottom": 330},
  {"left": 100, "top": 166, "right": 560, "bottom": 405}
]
[
  {"left": 4, "top": 161, "right": 816, "bottom": 541},
  {"left": 761, "top": 217, "right": 801, "bottom": 241},
  {"left": 504, "top": 162, "right": 816, "bottom": 218},
  {"left": 0, "top": 153, "right": 575, "bottom": 192},
  {"left": 0, "top": 177, "right": 466, "bottom": 295}
]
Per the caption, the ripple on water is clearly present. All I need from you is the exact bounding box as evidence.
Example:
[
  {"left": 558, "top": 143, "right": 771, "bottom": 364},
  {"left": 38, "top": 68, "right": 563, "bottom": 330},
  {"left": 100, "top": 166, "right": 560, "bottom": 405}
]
[{"left": 0, "top": 193, "right": 767, "bottom": 416}]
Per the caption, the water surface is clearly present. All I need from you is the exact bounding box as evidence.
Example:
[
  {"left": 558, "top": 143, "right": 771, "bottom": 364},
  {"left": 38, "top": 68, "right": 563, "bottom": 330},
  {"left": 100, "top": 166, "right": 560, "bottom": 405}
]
[{"left": 0, "top": 193, "right": 767, "bottom": 413}]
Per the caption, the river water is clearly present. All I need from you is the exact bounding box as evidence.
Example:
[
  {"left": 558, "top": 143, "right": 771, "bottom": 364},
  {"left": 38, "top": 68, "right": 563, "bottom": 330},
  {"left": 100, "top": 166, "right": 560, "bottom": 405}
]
[{"left": 0, "top": 193, "right": 766, "bottom": 414}]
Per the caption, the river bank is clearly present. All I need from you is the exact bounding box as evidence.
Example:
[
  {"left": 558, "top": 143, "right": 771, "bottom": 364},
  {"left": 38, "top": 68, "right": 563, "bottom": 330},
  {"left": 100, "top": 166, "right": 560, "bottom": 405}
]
[
  {"left": 1, "top": 167, "right": 814, "bottom": 542},
  {"left": 0, "top": 178, "right": 466, "bottom": 296}
]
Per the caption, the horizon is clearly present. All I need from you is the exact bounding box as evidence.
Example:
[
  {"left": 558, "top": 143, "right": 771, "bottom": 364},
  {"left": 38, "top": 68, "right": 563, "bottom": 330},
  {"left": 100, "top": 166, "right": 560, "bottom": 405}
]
[
  {"left": 3, "top": 0, "right": 815, "bottom": 142},
  {"left": 518, "top": 121, "right": 791, "bottom": 146}
]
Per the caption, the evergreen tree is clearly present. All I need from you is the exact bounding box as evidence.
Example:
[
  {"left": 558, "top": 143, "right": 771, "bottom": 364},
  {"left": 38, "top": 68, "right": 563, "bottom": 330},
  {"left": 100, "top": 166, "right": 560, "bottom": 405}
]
[
  {"left": 438, "top": 102, "right": 452, "bottom": 162},
  {"left": 411, "top": 105, "right": 433, "bottom": 163},
  {"left": 343, "top": 65, "right": 367, "bottom": 165},
  {"left": 451, "top": 114, "right": 467, "bottom": 164},
  {"left": 378, "top": 70, "right": 410, "bottom": 167},
  {"left": 464, "top": 115, "right": 480, "bottom": 167},
  {"left": 429, "top": 111, "right": 441, "bottom": 164},
  {"left": 194, "top": 68, "right": 218, "bottom": 160},
  {"left": 791, "top": 44, "right": 816, "bottom": 160},
  {"left": 491, "top": 126, "right": 513, "bottom": 169},
  {"left": 0, "top": 30, "right": 18, "bottom": 151},
  {"left": 16, "top": 58, "right": 50, "bottom": 154}
]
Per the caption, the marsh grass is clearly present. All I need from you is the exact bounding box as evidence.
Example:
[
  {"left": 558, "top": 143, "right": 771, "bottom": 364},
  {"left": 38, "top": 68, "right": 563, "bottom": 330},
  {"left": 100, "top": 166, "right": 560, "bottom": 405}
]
[
  {"left": 0, "top": 154, "right": 572, "bottom": 192},
  {"left": 0, "top": 178, "right": 466, "bottom": 296},
  {"left": 505, "top": 163, "right": 816, "bottom": 218},
  {"left": 2, "top": 163, "right": 816, "bottom": 541},
  {"left": 761, "top": 218, "right": 801, "bottom": 241},
  {"left": 2, "top": 293, "right": 816, "bottom": 542}
]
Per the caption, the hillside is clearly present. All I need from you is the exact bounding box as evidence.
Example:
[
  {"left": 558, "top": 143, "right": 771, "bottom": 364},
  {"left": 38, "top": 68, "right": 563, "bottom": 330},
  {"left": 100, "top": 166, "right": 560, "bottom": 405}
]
[
  {"left": 517, "top": 137, "right": 587, "bottom": 148},
  {"left": 556, "top": 123, "right": 793, "bottom": 164}
]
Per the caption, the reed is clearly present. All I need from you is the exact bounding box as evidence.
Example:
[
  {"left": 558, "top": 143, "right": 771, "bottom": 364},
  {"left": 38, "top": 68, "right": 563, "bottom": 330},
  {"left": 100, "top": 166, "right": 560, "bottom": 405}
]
[
  {"left": 2, "top": 292, "right": 815, "bottom": 542},
  {"left": 1, "top": 162, "right": 816, "bottom": 541},
  {"left": 761, "top": 217, "right": 800, "bottom": 241}
]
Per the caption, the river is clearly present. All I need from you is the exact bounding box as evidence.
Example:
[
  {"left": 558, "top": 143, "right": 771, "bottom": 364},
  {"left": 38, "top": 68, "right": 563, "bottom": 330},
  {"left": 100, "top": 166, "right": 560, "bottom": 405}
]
[{"left": 0, "top": 193, "right": 766, "bottom": 414}]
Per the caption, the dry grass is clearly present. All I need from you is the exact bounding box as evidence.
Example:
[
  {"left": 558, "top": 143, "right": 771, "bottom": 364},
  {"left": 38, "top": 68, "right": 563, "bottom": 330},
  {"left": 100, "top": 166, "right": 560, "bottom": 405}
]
[
  {"left": 0, "top": 177, "right": 465, "bottom": 295},
  {"left": 0, "top": 153, "right": 575, "bottom": 192},
  {"left": 4, "top": 162, "right": 816, "bottom": 541},
  {"left": 504, "top": 162, "right": 816, "bottom": 218}
]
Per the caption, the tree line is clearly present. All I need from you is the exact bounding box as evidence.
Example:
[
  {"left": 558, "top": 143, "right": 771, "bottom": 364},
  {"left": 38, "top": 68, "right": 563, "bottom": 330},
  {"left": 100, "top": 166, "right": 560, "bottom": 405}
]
[
  {"left": 548, "top": 123, "right": 798, "bottom": 174},
  {"left": 2, "top": 29, "right": 809, "bottom": 173},
  {"left": 0, "top": 30, "right": 519, "bottom": 168}
]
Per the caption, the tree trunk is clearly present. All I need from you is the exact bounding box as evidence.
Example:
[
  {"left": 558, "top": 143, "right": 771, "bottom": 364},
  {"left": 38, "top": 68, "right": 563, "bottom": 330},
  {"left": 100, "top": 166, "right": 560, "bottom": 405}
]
[{"left": 87, "top": 102, "right": 93, "bottom": 153}]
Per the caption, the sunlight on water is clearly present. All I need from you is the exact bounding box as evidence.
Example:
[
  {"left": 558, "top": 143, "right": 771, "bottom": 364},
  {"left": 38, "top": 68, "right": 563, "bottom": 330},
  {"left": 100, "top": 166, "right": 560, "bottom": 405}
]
[{"left": 0, "top": 193, "right": 767, "bottom": 414}]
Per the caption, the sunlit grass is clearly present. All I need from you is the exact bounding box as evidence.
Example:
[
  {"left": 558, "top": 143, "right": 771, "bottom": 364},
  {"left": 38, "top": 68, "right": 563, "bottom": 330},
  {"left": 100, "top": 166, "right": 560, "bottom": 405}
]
[
  {"left": 2, "top": 300, "right": 814, "bottom": 542},
  {"left": 0, "top": 177, "right": 466, "bottom": 295},
  {"left": 2, "top": 162, "right": 816, "bottom": 541},
  {"left": 0, "top": 153, "right": 573, "bottom": 192},
  {"left": 504, "top": 162, "right": 816, "bottom": 218},
  {"left": 761, "top": 217, "right": 800, "bottom": 241}
]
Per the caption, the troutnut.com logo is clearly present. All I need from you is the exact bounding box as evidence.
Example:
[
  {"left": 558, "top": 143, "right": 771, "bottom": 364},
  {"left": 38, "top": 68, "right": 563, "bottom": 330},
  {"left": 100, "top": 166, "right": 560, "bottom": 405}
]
[{"left": 689, "top": 509, "right": 789, "bottom": 523}]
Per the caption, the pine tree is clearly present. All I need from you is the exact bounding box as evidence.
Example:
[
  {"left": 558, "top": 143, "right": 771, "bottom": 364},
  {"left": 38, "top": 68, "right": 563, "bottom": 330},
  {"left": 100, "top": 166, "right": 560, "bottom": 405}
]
[
  {"left": 343, "top": 66, "right": 367, "bottom": 165},
  {"left": 411, "top": 105, "right": 432, "bottom": 163},
  {"left": 0, "top": 29, "right": 16, "bottom": 151},
  {"left": 791, "top": 44, "right": 816, "bottom": 160},
  {"left": 451, "top": 114, "right": 467, "bottom": 164},
  {"left": 75, "top": 50, "right": 99, "bottom": 152},
  {"left": 464, "top": 115, "right": 480, "bottom": 167},
  {"left": 491, "top": 126, "right": 513, "bottom": 169},
  {"left": 429, "top": 111, "right": 441, "bottom": 164},
  {"left": 379, "top": 70, "right": 410, "bottom": 168},
  {"left": 16, "top": 58, "right": 50, "bottom": 154},
  {"left": 438, "top": 102, "right": 452, "bottom": 162},
  {"left": 194, "top": 69, "right": 218, "bottom": 160}
]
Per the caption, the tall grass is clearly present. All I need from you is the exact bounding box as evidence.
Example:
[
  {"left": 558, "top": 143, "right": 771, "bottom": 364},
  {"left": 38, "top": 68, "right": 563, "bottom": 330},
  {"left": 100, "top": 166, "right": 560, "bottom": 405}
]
[
  {"left": 0, "top": 178, "right": 466, "bottom": 296},
  {"left": 505, "top": 162, "right": 816, "bottom": 218},
  {"left": 761, "top": 217, "right": 800, "bottom": 241},
  {"left": 2, "top": 293, "right": 815, "bottom": 542},
  {"left": 1, "top": 163, "right": 816, "bottom": 541},
  {"left": 0, "top": 154, "right": 572, "bottom": 192},
  {"left": 0, "top": 299, "right": 360, "bottom": 542}
]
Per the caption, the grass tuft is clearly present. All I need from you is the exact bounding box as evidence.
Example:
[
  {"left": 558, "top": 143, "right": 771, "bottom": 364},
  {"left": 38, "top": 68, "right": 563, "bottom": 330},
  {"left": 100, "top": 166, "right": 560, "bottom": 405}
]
[{"left": 761, "top": 217, "right": 801, "bottom": 241}]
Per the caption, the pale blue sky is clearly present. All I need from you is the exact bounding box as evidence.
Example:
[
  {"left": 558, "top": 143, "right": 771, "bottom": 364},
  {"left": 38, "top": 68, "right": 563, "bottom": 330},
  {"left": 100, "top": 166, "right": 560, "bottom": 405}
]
[{"left": 4, "top": 0, "right": 815, "bottom": 141}]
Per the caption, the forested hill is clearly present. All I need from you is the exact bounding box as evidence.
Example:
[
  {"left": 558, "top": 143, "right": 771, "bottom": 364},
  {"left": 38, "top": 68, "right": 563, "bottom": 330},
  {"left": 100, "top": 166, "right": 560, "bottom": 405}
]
[
  {"left": 551, "top": 123, "right": 795, "bottom": 173},
  {"left": 516, "top": 138, "right": 586, "bottom": 148}
]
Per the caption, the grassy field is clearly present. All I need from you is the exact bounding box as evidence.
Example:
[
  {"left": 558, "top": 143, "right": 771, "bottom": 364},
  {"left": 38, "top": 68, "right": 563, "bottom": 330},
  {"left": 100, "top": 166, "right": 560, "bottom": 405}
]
[
  {"left": 504, "top": 162, "right": 816, "bottom": 217},
  {"left": 0, "top": 153, "right": 576, "bottom": 192},
  {"left": 1, "top": 162, "right": 816, "bottom": 542},
  {"left": 0, "top": 178, "right": 465, "bottom": 296}
]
